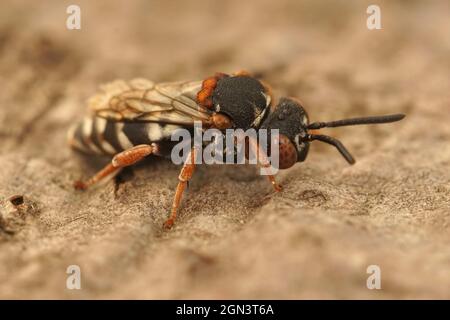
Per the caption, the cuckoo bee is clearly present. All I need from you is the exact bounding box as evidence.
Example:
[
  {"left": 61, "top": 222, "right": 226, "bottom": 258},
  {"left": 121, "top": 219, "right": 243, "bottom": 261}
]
[{"left": 68, "top": 71, "right": 405, "bottom": 229}]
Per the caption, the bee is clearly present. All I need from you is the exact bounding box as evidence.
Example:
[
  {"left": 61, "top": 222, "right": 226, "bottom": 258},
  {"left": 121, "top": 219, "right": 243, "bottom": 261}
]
[{"left": 68, "top": 71, "right": 405, "bottom": 228}]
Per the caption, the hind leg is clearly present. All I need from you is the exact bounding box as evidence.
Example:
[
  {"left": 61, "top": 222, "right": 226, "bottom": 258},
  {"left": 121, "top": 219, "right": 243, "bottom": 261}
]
[{"left": 74, "top": 143, "right": 159, "bottom": 190}]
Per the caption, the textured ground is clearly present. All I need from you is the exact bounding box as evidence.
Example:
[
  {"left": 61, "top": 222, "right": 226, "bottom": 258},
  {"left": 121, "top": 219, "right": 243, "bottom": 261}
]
[{"left": 0, "top": 0, "right": 449, "bottom": 299}]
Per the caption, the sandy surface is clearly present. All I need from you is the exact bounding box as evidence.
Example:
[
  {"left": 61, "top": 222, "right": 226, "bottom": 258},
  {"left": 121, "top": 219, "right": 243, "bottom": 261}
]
[{"left": 0, "top": 0, "right": 449, "bottom": 299}]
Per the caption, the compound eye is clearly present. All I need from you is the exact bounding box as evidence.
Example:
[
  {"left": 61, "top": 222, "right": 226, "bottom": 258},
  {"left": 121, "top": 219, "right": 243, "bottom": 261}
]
[{"left": 277, "top": 134, "right": 298, "bottom": 169}]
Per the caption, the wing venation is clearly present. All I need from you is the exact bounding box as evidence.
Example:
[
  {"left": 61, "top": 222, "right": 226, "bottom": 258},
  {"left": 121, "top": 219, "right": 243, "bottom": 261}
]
[{"left": 88, "top": 78, "right": 211, "bottom": 125}]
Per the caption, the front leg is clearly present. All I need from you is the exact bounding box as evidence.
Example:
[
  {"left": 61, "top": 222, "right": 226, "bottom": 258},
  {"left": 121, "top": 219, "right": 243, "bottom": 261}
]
[
  {"left": 164, "top": 147, "right": 197, "bottom": 229},
  {"left": 247, "top": 136, "right": 282, "bottom": 192}
]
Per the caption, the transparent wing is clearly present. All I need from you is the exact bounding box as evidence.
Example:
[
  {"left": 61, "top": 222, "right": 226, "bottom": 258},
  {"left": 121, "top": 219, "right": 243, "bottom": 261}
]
[{"left": 88, "top": 78, "right": 212, "bottom": 125}]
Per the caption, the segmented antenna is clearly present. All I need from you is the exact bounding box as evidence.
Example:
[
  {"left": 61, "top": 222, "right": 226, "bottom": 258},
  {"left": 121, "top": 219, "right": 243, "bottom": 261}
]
[
  {"left": 306, "top": 113, "right": 405, "bottom": 164},
  {"left": 307, "top": 134, "right": 355, "bottom": 164},
  {"left": 307, "top": 114, "right": 405, "bottom": 130}
]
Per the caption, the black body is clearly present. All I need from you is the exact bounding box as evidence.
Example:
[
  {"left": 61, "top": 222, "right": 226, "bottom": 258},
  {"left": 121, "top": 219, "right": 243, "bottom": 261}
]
[
  {"left": 69, "top": 74, "right": 405, "bottom": 169},
  {"left": 212, "top": 76, "right": 269, "bottom": 130}
]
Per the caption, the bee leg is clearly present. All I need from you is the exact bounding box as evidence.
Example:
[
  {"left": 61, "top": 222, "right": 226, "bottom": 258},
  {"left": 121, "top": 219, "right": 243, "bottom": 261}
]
[
  {"left": 74, "top": 144, "right": 158, "bottom": 190},
  {"left": 248, "top": 137, "right": 282, "bottom": 192},
  {"left": 163, "top": 147, "right": 197, "bottom": 229}
]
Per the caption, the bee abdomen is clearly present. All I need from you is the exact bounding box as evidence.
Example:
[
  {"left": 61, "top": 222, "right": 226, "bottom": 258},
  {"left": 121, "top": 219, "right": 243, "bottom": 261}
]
[
  {"left": 68, "top": 116, "right": 119, "bottom": 155},
  {"left": 68, "top": 116, "right": 183, "bottom": 156}
]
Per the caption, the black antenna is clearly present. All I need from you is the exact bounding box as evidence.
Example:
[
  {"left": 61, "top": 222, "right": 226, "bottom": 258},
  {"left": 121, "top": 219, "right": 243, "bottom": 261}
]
[
  {"left": 307, "top": 134, "right": 355, "bottom": 165},
  {"left": 307, "top": 114, "right": 405, "bottom": 130}
]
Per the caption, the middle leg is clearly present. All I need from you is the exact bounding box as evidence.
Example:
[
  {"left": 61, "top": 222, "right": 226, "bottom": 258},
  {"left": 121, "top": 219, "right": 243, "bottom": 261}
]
[{"left": 163, "top": 147, "right": 197, "bottom": 229}]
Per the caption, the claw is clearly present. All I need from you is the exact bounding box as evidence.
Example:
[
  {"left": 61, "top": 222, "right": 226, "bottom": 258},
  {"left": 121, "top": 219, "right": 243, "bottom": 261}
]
[
  {"left": 163, "top": 218, "right": 175, "bottom": 229},
  {"left": 273, "top": 183, "right": 283, "bottom": 192},
  {"left": 73, "top": 180, "right": 88, "bottom": 191}
]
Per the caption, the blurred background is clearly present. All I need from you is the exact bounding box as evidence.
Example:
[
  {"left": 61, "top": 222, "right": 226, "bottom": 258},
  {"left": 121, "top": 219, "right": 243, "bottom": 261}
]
[{"left": 0, "top": 0, "right": 449, "bottom": 299}]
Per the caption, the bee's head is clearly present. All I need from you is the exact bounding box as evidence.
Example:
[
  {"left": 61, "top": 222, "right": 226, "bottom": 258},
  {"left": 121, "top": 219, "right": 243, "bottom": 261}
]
[
  {"left": 261, "top": 97, "right": 405, "bottom": 170},
  {"left": 260, "top": 97, "right": 310, "bottom": 169},
  {"left": 198, "top": 73, "right": 271, "bottom": 130}
]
